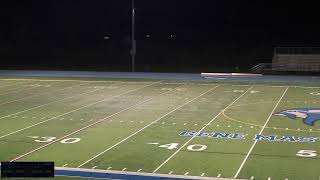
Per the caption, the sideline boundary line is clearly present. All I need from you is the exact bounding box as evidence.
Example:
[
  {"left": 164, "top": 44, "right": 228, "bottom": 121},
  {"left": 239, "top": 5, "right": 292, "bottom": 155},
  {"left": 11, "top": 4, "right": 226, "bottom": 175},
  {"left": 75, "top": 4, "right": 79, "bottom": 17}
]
[
  {"left": 233, "top": 87, "right": 289, "bottom": 178},
  {"left": 77, "top": 85, "right": 219, "bottom": 168},
  {"left": 1, "top": 78, "right": 319, "bottom": 88},
  {"left": 55, "top": 166, "right": 238, "bottom": 180},
  {"left": 10, "top": 82, "right": 183, "bottom": 161},
  {"left": 0, "top": 81, "right": 160, "bottom": 140},
  {"left": 153, "top": 86, "right": 254, "bottom": 173}
]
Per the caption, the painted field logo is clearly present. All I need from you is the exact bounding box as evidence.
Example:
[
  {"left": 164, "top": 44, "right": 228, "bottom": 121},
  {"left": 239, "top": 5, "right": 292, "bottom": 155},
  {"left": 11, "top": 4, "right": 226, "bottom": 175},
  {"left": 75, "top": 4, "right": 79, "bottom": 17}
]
[{"left": 274, "top": 108, "right": 320, "bottom": 126}]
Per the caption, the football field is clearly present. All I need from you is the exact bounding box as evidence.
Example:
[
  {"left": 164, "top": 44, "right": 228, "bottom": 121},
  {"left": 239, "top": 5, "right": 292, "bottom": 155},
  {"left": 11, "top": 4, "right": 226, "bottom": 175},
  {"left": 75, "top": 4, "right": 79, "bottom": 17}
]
[{"left": 0, "top": 77, "right": 319, "bottom": 180}]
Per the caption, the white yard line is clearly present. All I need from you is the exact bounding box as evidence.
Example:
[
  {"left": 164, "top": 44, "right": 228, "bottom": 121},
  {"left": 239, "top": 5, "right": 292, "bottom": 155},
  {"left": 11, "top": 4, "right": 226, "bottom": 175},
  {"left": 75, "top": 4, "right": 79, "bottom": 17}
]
[
  {"left": 0, "top": 82, "right": 111, "bottom": 120},
  {"left": 0, "top": 83, "right": 48, "bottom": 96},
  {"left": 0, "top": 82, "right": 89, "bottom": 106},
  {"left": 0, "top": 82, "right": 159, "bottom": 140},
  {"left": 233, "top": 87, "right": 289, "bottom": 179},
  {"left": 77, "top": 85, "right": 220, "bottom": 168},
  {"left": 11, "top": 82, "right": 188, "bottom": 161},
  {"left": 152, "top": 86, "right": 254, "bottom": 173},
  {"left": 0, "top": 81, "right": 27, "bottom": 89}
]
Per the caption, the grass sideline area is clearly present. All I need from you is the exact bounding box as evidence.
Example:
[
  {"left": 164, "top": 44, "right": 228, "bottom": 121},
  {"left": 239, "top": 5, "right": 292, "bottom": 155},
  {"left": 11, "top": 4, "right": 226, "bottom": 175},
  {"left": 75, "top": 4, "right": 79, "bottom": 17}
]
[{"left": 0, "top": 77, "right": 319, "bottom": 180}]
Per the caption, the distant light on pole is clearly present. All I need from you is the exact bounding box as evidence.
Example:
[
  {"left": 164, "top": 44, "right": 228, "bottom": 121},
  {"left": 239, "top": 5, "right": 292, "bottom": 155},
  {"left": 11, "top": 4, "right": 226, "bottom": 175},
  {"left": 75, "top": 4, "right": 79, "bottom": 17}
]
[
  {"left": 103, "top": 36, "right": 110, "bottom": 40},
  {"left": 170, "top": 34, "right": 175, "bottom": 38},
  {"left": 146, "top": 34, "right": 150, "bottom": 38}
]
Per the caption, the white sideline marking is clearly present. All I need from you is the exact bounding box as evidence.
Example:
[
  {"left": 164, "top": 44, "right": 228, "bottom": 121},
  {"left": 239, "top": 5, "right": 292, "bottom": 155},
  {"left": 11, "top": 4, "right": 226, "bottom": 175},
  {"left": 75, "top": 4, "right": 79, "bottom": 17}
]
[
  {"left": 183, "top": 123, "right": 187, "bottom": 125},
  {"left": 77, "top": 85, "right": 220, "bottom": 168},
  {"left": 233, "top": 87, "right": 289, "bottom": 178},
  {"left": 62, "top": 164, "right": 68, "bottom": 167},
  {"left": 0, "top": 83, "right": 110, "bottom": 121},
  {"left": 107, "top": 167, "right": 112, "bottom": 170},
  {"left": 11, "top": 82, "right": 185, "bottom": 161},
  {"left": 168, "top": 171, "right": 173, "bottom": 175},
  {"left": 200, "top": 173, "right": 205, "bottom": 177},
  {"left": 184, "top": 172, "right": 189, "bottom": 175},
  {"left": 137, "top": 169, "right": 142, "bottom": 172},
  {"left": 92, "top": 166, "right": 97, "bottom": 169},
  {"left": 153, "top": 86, "right": 254, "bottom": 173},
  {"left": 122, "top": 168, "right": 126, "bottom": 171},
  {"left": 1, "top": 82, "right": 159, "bottom": 140},
  {"left": 217, "top": 174, "right": 221, "bottom": 177}
]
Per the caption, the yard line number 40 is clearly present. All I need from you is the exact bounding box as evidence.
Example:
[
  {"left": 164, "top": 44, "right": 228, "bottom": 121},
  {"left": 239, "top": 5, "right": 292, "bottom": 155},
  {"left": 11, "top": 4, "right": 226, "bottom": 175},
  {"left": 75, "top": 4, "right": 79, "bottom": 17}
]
[
  {"left": 28, "top": 136, "right": 81, "bottom": 144},
  {"left": 158, "top": 143, "right": 207, "bottom": 151}
]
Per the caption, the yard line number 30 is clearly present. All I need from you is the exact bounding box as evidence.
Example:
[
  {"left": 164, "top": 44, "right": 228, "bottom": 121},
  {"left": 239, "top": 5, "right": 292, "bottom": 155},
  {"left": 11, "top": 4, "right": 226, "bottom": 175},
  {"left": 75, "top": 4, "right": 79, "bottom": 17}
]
[{"left": 28, "top": 136, "right": 81, "bottom": 144}]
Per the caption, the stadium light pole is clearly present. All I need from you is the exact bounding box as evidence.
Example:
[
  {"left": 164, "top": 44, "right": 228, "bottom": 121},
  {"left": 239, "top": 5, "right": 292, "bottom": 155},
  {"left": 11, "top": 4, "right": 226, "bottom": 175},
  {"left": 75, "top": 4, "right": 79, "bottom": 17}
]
[{"left": 131, "top": 0, "right": 136, "bottom": 72}]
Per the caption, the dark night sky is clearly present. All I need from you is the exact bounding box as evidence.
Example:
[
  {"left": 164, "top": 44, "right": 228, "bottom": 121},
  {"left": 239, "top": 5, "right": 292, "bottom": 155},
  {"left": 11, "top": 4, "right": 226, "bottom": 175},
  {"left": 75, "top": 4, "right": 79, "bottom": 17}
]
[{"left": 1, "top": 0, "right": 320, "bottom": 72}]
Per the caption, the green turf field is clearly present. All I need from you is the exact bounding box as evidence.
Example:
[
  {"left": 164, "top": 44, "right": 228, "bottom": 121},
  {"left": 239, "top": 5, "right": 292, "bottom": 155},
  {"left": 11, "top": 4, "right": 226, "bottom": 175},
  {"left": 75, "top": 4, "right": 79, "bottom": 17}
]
[{"left": 0, "top": 77, "right": 319, "bottom": 180}]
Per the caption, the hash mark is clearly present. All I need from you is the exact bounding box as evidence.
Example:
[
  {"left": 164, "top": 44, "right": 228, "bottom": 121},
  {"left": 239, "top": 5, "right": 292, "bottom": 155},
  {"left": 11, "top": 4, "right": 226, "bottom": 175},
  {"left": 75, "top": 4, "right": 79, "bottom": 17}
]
[
  {"left": 107, "top": 167, "right": 112, "bottom": 170},
  {"left": 62, "top": 164, "right": 68, "bottom": 167},
  {"left": 267, "top": 177, "right": 271, "bottom": 180},
  {"left": 194, "top": 124, "right": 198, "bottom": 126},
  {"left": 250, "top": 176, "right": 254, "bottom": 180},
  {"left": 172, "top": 123, "right": 176, "bottom": 125},
  {"left": 140, "top": 121, "right": 144, "bottom": 123},
  {"left": 122, "top": 168, "right": 127, "bottom": 171},
  {"left": 200, "top": 173, "right": 205, "bottom": 177},
  {"left": 183, "top": 123, "right": 187, "bottom": 125},
  {"left": 137, "top": 169, "right": 142, "bottom": 172},
  {"left": 216, "top": 125, "right": 220, "bottom": 127},
  {"left": 217, "top": 174, "right": 221, "bottom": 177},
  {"left": 284, "top": 178, "right": 288, "bottom": 180},
  {"left": 184, "top": 172, "right": 189, "bottom": 175},
  {"left": 92, "top": 166, "right": 97, "bottom": 169},
  {"left": 168, "top": 171, "right": 173, "bottom": 175}
]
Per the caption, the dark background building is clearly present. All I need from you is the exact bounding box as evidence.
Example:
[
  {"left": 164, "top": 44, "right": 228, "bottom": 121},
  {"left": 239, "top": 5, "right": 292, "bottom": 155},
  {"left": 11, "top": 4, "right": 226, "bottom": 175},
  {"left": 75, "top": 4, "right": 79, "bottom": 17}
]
[{"left": 1, "top": 0, "right": 320, "bottom": 72}]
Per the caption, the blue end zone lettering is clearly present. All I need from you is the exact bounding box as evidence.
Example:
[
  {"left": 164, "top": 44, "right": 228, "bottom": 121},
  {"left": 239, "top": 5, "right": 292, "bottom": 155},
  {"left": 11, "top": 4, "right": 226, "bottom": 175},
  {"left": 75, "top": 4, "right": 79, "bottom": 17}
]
[
  {"left": 230, "top": 133, "right": 246, "bottom": 139},
  {"left": 210, "top": 133, "right": 230, "bottom": 139},
  {"left": 298, "top": 137, "right": 318, "bottom": 143},
  {"left": 179, "top": 131, "right": 197, "bottom": 137},
  {"left": 278, "top": 136, "right": 297, "bottom": 142},
  {"left": 254, "top": 135, "right": 277, "bottom": 141},
  {"left": 197, "top": 132, "right": 210, "bottom": 137}
]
